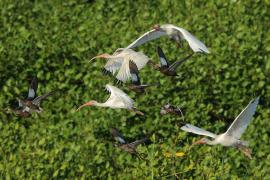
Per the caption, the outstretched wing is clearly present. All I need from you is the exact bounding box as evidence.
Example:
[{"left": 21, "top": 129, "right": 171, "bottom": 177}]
[
  {"left": 104, "top": 58, "right": 123, "bottom": 75},
  {"left": 181, "top": 124, "right": 217, "bottom": 138},
  {"left": 126, "top": 29, "right": 166, "bottom": 49},
  {"left": 171, "top": 25, "right": 210, "bottom": 53},
  {"left": 225, "top": 97, "right": 259, "bottom": 139},
  {"left": 129, "top": 61, "right": 141, "bottom": 85},
  {"left": 27, "top": 77, "right": 38, "bottom": 100},
  {"left": 116, "top": 49, "right": 149, "bottom": 82},
  {"left": 105, "top": 84, "right": 134, "bottom": 109},
  {"left": 168, "top": 54, "right": 193, "bottom": 71},
  {"left": 32, "top": 91, "right": 55, "bottom": 106},
  {"left": 110, "top": 128, "right": 126, "bottom": 144},
  {"left": 157, "top": 46, "right": 169, "bottom": 67},
  {"left": 129, "top": 137, "right": 148, "bottom": 148}
]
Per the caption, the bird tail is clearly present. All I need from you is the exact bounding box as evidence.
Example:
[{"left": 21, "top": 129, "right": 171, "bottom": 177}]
[{"left": 237, "top": 144, "right": 252, "bottom": 159}]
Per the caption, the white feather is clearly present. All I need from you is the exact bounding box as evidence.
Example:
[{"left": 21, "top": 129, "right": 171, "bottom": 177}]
[
  {"left": 181, "top": 124, "right": 217, "bottom": 138},
  {"left": 225, "top": 97, "right": 259, "bottom": 139}
]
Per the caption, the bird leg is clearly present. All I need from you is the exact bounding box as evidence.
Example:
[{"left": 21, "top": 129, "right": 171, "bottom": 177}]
[
  {"left": 131, "top": 108, "right": 144, "bottom": 116},
  {"left": 236, "top": 144, "right": 252, "bottom": 159}
]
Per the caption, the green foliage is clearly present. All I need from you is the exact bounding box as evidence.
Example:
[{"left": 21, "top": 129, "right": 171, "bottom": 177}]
[{"left": 0, "top": 0, "right": 270, "bottom": 179}]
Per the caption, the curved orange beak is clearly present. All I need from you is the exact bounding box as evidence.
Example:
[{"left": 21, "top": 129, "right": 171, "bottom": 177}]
[
  {"left": 192, "top": 139, "right": 205, "bottom": 145},
  {"left": 89, "top": 53, "right": 110, "bottom": 62},
  {"left": 189, "top": 139, "right": 205, "bottom": 150},
  {"left": 76, "top": 101, "right": 94, "bottom": 111}
]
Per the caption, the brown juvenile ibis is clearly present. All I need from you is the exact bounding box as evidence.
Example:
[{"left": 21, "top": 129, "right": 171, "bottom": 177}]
[
  {"left": 128, "top": 61, "right": 159, "bottom": 93},
  {"left": 148, "top": 46, "right": 192, "bottom": 76},
  {"left": 11, "top": 77, "right": 55, "bottom": 117},
  {"left": 160, "top": 103, "right": 184, "bottom": 117},
  {"left": 110, "top": 128, "right": 148, "bottom": 156}
]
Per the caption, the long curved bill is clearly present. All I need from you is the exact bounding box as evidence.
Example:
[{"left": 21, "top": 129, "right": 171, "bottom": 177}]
[
  {"left": 76, "top": 102, "right": 92, "bottom": 111},
  {"left": 188, "top": 139, "right": 204, "bottom": 150},
  {"left": 89, "top": 54, "right": 109, "bottom": 63}
]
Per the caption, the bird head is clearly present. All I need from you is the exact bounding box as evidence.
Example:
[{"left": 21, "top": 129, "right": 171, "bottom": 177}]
[
  {"left": 152, "top": 24, "right": 161, "bottom": 31},
  {"left": 76, "top": 100, "right": 96, "bottom": 111},
  {"left": 89, "top": 53, "right": 110, "bottom": 62}
]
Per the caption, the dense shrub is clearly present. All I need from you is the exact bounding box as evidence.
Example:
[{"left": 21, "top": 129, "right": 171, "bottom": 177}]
[{"left": 0, "top": 0, "right": 269, "bottom": 179}]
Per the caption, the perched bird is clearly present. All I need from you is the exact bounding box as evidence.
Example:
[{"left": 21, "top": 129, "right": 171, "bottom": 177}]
[
  {"left": 160, "top": 103, "right": 183, "bottom": 116},
  {"left": 128, "top": 61, "right": 159, "bottom": 93},
  {"left": 126, "top": 24, "right": 210, "bottom": 54},
  {"left": 12, "top": 77, "right": 55, "bottom": 117},
  {"left": 180, "top": 97, "right": 260, "bottom": 159},
  {"left": 148, "top": 46, "right": 192, "bottom": 76},
  {"left": 90, "top": 48, "right": 150, "bottom": 83},
  {"left": 77, "top": 84, "right": 144, "bottom": 115},
  {"left": 110, "top": 128, "right": 148, "bottom": 155}
]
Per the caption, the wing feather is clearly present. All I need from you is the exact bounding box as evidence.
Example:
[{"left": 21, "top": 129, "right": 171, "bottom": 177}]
[
  {"left": 225, "top": 97, "right": 259, "bottom": 139},
  {"left": 126, "top": 29, "right": 166, "bottom": 49},
  {"left": 105, "top": 84, "right": 134, "bottom": 109},
  {"left": 32, "top": 91, "right": 55, "bottom": 106},
  {"left": 181, "top": 124, "right": 217, "bottom": 138},
  {"left": 157, "top": 46, "right": 169, "bottom": 67},
  {"left": 27, "top": 77, "right": 38, "bottom": 100},
  {"left": 172, "top": 26, "right": 210, "bottom": 53}
]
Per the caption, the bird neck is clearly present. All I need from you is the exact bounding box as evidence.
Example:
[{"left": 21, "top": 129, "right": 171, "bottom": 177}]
[
  {"left": 206, "top": 139, "right": 217, "bottom": 145},
  {"left": 94, "top": 101, "right": 108, "bottom": 107}
]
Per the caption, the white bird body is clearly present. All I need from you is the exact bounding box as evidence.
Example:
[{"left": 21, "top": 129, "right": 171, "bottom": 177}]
[
  {"left": 126, "top": 24, "right": 210, "bottom": 54},
  {"left": 77, "top": 84, "right": 144, "bottom": 115},
  {"left": 90, "top": 49, "right": 150, "bottom": 83},
  {"left": 181, "top": 97, "right": 259, "bottom": 158}
]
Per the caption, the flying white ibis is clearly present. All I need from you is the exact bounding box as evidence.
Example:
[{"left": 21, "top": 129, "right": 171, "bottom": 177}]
[
  {"left": 13, "top": 77, "right": 55, "bottom": 116},
  {"left": 126, "top": 24, "right": 210, "bottom": 54},
  {"left": 180, "top": 97, "right": 260, "bottom": 159},
  {"left": 77, "top": 84, "right": 144, "bottom": 115},
  {"left": 90, "top": 48, "right": 150, "bottom": 83}
]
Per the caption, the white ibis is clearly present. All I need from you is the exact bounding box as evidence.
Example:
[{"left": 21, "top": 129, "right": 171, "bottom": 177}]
[
  {"left": 126, "top": 24, "right": 210, "bottom": 54},
  {"left": 90, "top": 48, "right": 150, "bottom": 83},
  {"left": 110, "top": 128, "right": 148, "bottom": 155},
  {"left": 180, "top": 97, "right": 260, "bottom": 159},
  {"left": 77, "top": 84, "right": 144, "bottom": 115},
  {"left": 149, "top": 46, "right": 193, "bottom": 76},
  {"left": 14, "top": 77, "right": 55, "bottom": 116}
]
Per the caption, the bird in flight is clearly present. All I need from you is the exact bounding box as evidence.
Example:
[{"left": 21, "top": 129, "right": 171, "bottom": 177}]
[
  {"left": 160, "top": 103, "right": 184, "bottom": 117},
  {"left": 128, "top": 61, "right": 159, "bottom": 93},
  {"left": 77, "top": 84, "right": 144, "bottom": 115},
  {"left": 180, "top": 97, "right": 260, "bottom": 159},
  {"left": 90, "top": 48, "right": 150, "bottom": 83},
  {"left": 126, "top": 24, "right": 210, "bottom": 54},
  {"left": 110, "top": 128, "right": 148, "bottom": 158},
  {"left": 11, "top": 77, "right": 55, "bottom": 117},
  {"left": 148, "top": 46, "right": 193, "bottom": 76}
]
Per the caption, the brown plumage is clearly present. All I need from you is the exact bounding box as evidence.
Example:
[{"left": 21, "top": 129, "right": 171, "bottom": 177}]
[
  {"left": 149, "top": 46, "right": 193, "bottom": 76},
  {"left": 160, "top": 103, "right": 183, "bottom": 116},
  {"left": 13, "top": 77, "right": 56, "bottom": 116},
  {"left": 128, "top": 61, "right": 159, "bottom": 93},
  {"left": 110, "top": 128, "right": 148, "bottom": 155}
]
